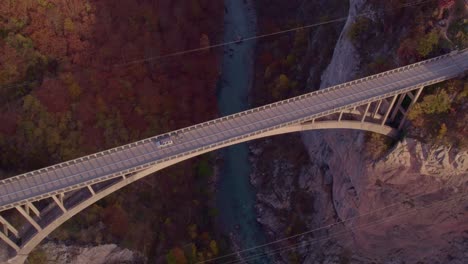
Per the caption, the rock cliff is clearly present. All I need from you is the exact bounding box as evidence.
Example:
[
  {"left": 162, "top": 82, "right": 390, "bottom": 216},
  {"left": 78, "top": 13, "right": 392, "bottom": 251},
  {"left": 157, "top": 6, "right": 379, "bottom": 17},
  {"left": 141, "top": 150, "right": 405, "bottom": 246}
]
[
  {"left": 38, "top": 242, "right": 145, "bottom": 264},
  {"left": 251, "top": 0, "right": 468, "bottom": 262}
]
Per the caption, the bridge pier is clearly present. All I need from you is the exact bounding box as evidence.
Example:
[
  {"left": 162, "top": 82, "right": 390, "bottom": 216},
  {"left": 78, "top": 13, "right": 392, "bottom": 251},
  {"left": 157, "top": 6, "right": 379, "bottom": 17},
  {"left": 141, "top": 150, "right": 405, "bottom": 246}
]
[
  {"left": 398, "top": 86, "right": 424, "bottom": 130},
  {"left": 373, "top": 100, "right": 383, "bottom": 118},
  {"left": 15, "top": 206, "right": 41, "bottom": 232},
  {"left": 52, "top": 195, "right": 67, "bottom": 213},
  {"left": 381, "top": 95, "right": 398, "bottom": 125},
  {"left": 361, "top": 103, "right": 371, "bottom": 122},
  {"left": 390, "top": 93, "right": 407, "bottom": 122},
  {"left": 87, "top": 185, "right": 96, "bottom": 195}
]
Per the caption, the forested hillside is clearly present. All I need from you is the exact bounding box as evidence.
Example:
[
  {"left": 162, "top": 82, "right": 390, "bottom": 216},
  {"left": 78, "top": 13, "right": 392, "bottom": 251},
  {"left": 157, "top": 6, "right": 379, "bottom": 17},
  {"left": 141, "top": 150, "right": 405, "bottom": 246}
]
[{"left": 0, "top": 0, "right": 225, "bottom": 262}]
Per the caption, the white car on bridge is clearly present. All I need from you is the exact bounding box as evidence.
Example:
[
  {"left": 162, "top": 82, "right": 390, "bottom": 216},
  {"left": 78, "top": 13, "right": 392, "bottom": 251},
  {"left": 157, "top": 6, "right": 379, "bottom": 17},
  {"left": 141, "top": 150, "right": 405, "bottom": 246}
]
[{"left": 155, "top": 136, "right": 173, "bottom": 148}]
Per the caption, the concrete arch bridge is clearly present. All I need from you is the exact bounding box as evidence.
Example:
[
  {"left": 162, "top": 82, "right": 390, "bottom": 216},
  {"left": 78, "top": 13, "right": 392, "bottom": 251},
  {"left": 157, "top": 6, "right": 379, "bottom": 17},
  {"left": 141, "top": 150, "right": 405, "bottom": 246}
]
[{"left": 0, "top": 49, "right": 466, "bottom": 263}]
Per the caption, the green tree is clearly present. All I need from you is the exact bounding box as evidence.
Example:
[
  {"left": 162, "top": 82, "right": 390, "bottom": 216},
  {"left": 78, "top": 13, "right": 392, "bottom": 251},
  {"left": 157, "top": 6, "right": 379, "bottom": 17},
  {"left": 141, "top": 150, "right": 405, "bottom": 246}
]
[
  {"left": 166, "top": 251, "right": 177, "bottom": 264},
  {"left": 437, "top": 123, "right": 448, "bottom": 140},
  {"left": 64, "top": 18, "right": 75, "bottom": 32},
  {"left": 416, "top": 30, "right": 439, "bottom": 57},
  {"left": 272, "top": 74, "right": 290, "bottom": 98},
  {"left": 408, "top": 90, "right": 451, "bottom": 120},
  {"left": 365, "top": 133, "right": 392, "bottom": 160},
  {"left": 68, "top": 82, "right": 82, "bottom": 100},
  {"left": 209, "top": 240, "right": 219, "bottom": 256},
  {"left": 6, "top": 33, "right": 34, "bottom": 50},
  {"left": 347, "top": 17, "right": 371, "bottom": 42},
  {"left": 27, "top": 248, "right": 47, "bottom": 264},
  {"left": 188, "top": 224, "right": 198, "bottom": 239}
]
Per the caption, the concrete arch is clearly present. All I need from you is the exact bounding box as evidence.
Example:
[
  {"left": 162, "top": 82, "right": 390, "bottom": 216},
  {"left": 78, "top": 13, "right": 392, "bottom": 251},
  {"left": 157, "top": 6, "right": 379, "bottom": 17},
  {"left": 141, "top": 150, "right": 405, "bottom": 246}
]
[
  {"left": 5, "top": 48, "right": 468, "bottom": 263},
  {"left": 7, "top": 120, "right": 397, "bottom": 264}
]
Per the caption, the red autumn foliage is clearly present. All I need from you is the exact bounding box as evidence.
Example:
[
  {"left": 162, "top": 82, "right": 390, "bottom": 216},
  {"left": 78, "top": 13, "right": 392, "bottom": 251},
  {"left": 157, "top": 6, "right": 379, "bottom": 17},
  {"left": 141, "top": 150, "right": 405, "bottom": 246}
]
[
  {"left": 438, "top": 0, "right": 455, "bottom": 9},
  {"left": 0, "top": 112, "right": 17, "bottom": 135},
  {"left": 35, "top": 78, "right": 71, "bottom": 113},
  {"left": 1, "top": 0, "right": 224, "bottom": 258}
]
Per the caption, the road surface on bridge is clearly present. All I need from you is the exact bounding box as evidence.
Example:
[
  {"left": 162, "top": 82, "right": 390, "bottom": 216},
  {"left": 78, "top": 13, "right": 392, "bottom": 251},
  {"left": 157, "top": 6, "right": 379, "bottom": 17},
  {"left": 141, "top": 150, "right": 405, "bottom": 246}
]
[{"left": 0, "top": 50, "right": 466, "bottom": 212}]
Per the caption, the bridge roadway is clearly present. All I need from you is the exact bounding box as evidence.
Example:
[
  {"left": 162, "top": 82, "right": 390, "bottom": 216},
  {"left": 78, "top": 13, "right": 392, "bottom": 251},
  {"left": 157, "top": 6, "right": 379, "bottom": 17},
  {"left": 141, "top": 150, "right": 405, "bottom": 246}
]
[{"left": 0, "top": 50, "right": 467, "bottom": 212}]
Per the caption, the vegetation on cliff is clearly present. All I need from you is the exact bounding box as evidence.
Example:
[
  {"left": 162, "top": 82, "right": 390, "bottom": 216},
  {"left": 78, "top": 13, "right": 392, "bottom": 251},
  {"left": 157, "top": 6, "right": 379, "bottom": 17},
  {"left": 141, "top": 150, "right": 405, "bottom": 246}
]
[
  {"left": 252, "top": 0, "right": 348, "bottom": 106},
  {"left": 407, "top": 78, "right": 467, "bottom": 149},
  {"left": 350, "top": 0, "right": 467, "bottom": 157}
]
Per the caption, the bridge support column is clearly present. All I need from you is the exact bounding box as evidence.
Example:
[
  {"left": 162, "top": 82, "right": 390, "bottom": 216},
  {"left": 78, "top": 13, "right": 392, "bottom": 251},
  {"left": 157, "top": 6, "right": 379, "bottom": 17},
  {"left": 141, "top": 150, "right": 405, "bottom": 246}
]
[
  {"left": 16, "top": 206, "right": 41, "bottom": 231},
  {"left": 87, "top": 185, "right": 96, "bottom": 196},
  {"left": 0, "top": 216, "right": 18, "bottom": 238},
  {"left": 52, "top": 195, "right": 67, "bottom": 213},
  {"left": 0, "top": 216, "right": 18, "bottom": 237},
  {"left": 381, "top": 95, "right": 398, "bottom": 125},
  {"left": 390, "top": 93, "right": 407, "bottom": 121},
  {"left": 0, "top": 214, "right": 20, "bottom": 252},
  {"left": 25, "top": 203, "right": 40, "bottom": 218},
  {"left": 0, "top": 231, "right": 19, "bottom": 252},
  {"left": 398, "top": 86, "right": 424, "bottom": 130},
  {"left": 373, "top": 100, "right": 382, "bottom": 118},
  {"left": 361, "top": 103, "right": 371, "bottom": 122}
]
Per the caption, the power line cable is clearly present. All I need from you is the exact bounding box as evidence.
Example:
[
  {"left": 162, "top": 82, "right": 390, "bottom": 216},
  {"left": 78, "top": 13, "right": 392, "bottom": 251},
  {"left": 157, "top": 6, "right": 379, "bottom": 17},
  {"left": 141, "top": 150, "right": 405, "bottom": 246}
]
[
  {"left": 197, "top": 180, "right": 466, "bottom": 263},
  {"left": 0, "top": 0, "right": 437, "bottom": 91},
  {"left": 223, "top": 190, "right": 468, "bottom": 264},
  {"left": 113, "top": 0, "right": 437, "bottom": 67},
  {"left": 235, "top": 191, "right": 468, "bottom": 264}
]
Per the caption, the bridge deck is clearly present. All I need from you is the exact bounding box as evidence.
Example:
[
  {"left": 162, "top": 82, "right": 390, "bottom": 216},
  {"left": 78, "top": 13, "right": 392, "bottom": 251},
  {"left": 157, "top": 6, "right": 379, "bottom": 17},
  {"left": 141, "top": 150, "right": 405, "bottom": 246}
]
[{"left": 0, "top": 50, "right": 466, "bottom": 212}]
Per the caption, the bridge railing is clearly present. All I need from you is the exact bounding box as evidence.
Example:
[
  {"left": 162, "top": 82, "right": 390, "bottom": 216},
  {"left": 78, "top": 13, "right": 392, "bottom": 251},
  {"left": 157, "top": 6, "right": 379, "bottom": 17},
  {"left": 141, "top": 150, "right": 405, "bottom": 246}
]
[
  {"left": 0, "top": 70, "right": 455, "bottom": 213},
  {"left": 0, "top": 50, "right": 464, "bottom": 209}
]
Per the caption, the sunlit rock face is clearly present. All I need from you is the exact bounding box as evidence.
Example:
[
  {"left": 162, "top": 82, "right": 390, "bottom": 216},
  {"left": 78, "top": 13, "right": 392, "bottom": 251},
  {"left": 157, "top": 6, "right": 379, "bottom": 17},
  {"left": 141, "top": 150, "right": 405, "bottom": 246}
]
[
  {"left": 302, "top": 134, "right": 468, "bottom": 262},
  {"left": 299, "top": 0, "right": 468, "bottom": 262},
  {"left": 39, "top": 242, "right": 145, "bottom": 264}
]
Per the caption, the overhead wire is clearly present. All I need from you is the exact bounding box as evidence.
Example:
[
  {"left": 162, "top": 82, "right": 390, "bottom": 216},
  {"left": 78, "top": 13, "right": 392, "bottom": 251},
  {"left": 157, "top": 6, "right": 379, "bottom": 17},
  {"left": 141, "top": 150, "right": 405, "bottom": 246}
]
[
  {"left": 222, "top": 190, "right": 468, "bottom": 264},
  {"left": 0, "top": 0, "right": 436, "bottom": 90},
  {"left": 197, "top": 180, "right": 467, "bottom": 264},
  {"left": 0, "top": 0, "right": 458, "bottom": 261},
  {"left": 113, "top": 0, "right": 437, "bottom": 67},
  {"left": 0, "top": 0, "right": 445, "bottom": 244}
]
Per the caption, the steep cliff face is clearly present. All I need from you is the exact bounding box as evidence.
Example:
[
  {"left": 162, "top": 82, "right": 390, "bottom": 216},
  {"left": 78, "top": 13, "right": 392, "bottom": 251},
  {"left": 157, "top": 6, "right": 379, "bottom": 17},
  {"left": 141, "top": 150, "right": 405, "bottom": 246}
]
[
  {"left": 300, "top": 0, "right": 371, "bottom": 234},
  {"left": 302, "top": 0, "right": 468, "bottom": 260},
  {"left": 252, "top": 0, "right": 468, "bottom": 262},
  {"left": 299, "top": 135, "right": 468, "bottom": 262}
]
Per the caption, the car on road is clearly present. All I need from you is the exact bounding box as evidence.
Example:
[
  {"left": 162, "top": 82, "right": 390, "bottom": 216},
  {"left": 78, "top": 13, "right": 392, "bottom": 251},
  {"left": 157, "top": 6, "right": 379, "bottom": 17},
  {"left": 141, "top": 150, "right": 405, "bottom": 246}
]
[{"left": 155, "top": 136, "right": 173, "bottom": 148}]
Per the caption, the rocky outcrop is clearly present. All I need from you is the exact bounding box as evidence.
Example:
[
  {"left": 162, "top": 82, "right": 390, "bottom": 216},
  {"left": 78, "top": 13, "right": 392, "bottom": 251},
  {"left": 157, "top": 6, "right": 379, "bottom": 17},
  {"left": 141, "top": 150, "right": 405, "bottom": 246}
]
[
  {"left": 251, "top": 0, "right": 468, "bottom": 263},
  {"left": 39, "top": 242, "right": 145, "bottom": 264},
  {"left": 318, "top": 0, "right": 367, "bottom": 88},
  {"left": 301, "top": 0, "right": 468, "bottom": 259},
  {"left": 315, "top": 138, "right": 468, "bottom": 262}
]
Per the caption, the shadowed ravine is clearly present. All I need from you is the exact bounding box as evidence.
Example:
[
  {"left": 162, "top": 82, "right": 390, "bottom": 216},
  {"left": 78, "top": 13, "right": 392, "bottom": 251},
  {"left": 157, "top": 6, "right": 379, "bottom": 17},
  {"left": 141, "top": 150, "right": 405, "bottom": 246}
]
[{"left": 216, "top": 0, "right": 269, "bottom": 263}]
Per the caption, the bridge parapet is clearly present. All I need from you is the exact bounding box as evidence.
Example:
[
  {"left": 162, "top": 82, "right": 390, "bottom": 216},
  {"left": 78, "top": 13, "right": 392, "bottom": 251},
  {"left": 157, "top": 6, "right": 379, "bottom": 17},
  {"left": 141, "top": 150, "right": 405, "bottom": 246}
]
[
  {"left": 1, "top": 49, "right": 466, "bottom": 207},
  {"left": 2, "top": 50, "right": 465, "bottom": 192},
  {"left": 0, "top": 49, "right": 467, "bottom": 263}
]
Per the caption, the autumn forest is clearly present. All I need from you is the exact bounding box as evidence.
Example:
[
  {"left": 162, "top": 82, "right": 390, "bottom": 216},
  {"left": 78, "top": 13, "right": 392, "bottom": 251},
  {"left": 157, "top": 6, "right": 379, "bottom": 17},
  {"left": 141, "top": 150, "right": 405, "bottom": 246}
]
[{"left": 1, "top": 0, "right": 226, "bottom": 262}]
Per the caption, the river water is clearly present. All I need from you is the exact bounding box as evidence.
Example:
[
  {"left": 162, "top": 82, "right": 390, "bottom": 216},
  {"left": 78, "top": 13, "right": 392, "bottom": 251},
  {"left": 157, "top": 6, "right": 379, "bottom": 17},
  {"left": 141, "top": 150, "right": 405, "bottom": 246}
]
[{"left": 216, "top": 0, "right": 269, "bottom": 263}]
